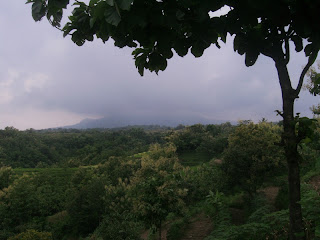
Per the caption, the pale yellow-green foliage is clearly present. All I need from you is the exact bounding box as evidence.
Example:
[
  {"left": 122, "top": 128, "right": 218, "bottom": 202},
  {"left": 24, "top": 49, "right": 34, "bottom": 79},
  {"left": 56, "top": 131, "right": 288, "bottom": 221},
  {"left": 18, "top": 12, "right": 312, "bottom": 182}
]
[
  {"left": 305, "top": 61, "right": 320, "bottom": 115},
  {"left": 228, "top": 121, "right": 283, "bottom": 167},
  {"left": 8, "top": 229, "right": 52, "bottom": 240},
  {"left": 47, "top": 210, "right": 68, "bottom": 224},
  {"left": 130, "top": 144, "right": 187, "bottom": 229},
  {"left": 305, "top": 61, "right": 320, "bottom": 91},
  {"left": 0, "top": 166, "right": 13, "bottom": 189},
  {"left": 222, "top": 121, "right": 285, "bottom": 193}
]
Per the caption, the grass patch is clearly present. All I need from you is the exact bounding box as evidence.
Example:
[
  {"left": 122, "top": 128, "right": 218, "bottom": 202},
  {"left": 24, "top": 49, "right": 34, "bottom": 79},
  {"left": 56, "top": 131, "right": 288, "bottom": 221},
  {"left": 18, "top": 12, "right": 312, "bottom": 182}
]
[
  {"left": 13, "top": 167, "right": 78, "bottom": 177},
  {"left": 132, "top": 151, "right": 149, "bottom": 159},
  {"left": 178, "top": 151, "right": 212, "bottom": 166}
]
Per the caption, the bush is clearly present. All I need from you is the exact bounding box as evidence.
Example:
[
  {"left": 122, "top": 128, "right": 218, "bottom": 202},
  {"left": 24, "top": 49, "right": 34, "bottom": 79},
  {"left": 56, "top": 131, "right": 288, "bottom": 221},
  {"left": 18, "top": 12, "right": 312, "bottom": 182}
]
[
  {"left": 300, "top": 183, "right": 320, "bottom": 238},
  {"left": 275, "top": 183, "right": 289, "bottom": 211},
  {"left": 167, "top": 218, "right": 187, "bottom": 240},
  {"left": 8, "top": 229, "right": 52, "bottom": 240},
  {"left": 221, "top": 121, "right": 285, "bottom": 195},
  {"left": 205, "top": 209, "right": 289, "bottom": 240},
  {"left": 0, "top": 166, "right": 13, "bottom": 189},
  {"left": 93, "top": 213, "right": 141, "bottom": 240}
]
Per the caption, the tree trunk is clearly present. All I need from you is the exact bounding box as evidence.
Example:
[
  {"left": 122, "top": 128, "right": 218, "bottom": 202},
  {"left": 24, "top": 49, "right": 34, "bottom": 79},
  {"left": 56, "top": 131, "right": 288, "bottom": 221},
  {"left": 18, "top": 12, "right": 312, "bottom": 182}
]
[
  {"left": 275, "top": 61, "right": 305, "bottom": 240},
  {"left": 159, "top": 221, "right": 162, "bottom": 240}
]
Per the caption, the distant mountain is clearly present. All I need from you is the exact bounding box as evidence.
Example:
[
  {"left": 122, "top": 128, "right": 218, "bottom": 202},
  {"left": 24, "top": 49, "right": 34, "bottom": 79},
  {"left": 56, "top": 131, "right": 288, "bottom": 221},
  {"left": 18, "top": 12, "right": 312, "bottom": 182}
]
[{"left": 62, "top": 114, "right": 232, "bottom": 129}]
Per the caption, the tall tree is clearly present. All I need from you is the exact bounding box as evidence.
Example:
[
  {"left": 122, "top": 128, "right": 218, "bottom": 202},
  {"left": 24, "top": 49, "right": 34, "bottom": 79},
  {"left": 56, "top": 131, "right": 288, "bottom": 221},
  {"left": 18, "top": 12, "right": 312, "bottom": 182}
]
[
  {"left": 305, "top": 61, "right": 320, "bottom": 115},
  {"left": 222, "top": 121, "right": 285, "bottom": 196},
  {"left": 27, "top": 0, "right": 320, "bottom": 239},
  {"left": 130, "top": 145, "right": 186, "bottom": 240}
]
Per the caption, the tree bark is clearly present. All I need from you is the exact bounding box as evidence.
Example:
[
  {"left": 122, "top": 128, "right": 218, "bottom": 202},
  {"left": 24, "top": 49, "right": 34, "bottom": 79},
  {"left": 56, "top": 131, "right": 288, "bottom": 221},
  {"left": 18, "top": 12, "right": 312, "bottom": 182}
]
[
  {"left": 275, "top": 60, "right": 305, "bottom": 240},
  {"left": 159, "top": 221, "right": 162, "bottom": 240}
]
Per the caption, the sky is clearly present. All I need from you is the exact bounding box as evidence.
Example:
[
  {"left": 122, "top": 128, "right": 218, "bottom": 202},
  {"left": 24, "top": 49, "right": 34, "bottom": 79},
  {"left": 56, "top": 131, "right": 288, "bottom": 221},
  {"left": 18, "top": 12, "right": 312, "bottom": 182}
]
[{"left": 0, "top": 2, "right": 319, "bottom": 130}]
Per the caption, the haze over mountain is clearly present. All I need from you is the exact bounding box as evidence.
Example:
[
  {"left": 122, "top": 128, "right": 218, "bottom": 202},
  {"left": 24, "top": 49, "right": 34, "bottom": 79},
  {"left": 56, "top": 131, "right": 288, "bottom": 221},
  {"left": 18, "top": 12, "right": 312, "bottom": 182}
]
[{"left": 62, "top": 114, "right": 233, "bottom": 129}]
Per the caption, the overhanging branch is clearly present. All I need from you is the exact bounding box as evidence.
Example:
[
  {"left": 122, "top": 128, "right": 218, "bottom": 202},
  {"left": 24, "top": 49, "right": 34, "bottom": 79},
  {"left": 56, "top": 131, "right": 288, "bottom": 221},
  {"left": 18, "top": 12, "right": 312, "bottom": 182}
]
[{"left": 295, "top": 49, "right": 319, "bottom": 97}]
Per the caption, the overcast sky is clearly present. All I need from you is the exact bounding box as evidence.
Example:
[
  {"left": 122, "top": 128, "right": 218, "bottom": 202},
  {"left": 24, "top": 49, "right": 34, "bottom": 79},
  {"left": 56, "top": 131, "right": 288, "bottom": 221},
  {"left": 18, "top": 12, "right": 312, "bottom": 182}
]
[{"left": 0, "top": 2, "right": 319, "bottom": 130}]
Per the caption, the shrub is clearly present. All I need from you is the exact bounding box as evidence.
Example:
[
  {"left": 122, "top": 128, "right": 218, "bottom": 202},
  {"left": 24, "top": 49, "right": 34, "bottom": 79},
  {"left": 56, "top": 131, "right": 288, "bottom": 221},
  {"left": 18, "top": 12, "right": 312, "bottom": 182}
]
[
  {"left": 167, "top": 218, "right": 187, "bottom": 240},
  {"left": 8, "top": 229, "right": 52, "bottom": 240}
]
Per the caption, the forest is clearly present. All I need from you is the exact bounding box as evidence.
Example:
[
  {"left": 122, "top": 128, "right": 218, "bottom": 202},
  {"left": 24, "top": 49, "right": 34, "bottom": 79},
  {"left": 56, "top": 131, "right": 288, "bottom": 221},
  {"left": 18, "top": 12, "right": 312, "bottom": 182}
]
[
  {"left": 18, "top": 0, "right": 320, "bottom": 239},
  {"left": 0, "top": 120, "right": 320, "bottom": 240}
]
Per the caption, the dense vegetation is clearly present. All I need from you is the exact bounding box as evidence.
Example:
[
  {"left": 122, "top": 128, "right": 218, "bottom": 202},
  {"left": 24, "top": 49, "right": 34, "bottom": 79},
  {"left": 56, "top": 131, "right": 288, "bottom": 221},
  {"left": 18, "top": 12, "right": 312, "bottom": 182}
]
[
  {"left": 1, "top": 121, "right": 320, "bottom": 239},
  {"left": 27, "top": 0, "right": 320, "bottom": 238},
  {"left": 0, "top": 126, "right": 166, "bottom": 168}
]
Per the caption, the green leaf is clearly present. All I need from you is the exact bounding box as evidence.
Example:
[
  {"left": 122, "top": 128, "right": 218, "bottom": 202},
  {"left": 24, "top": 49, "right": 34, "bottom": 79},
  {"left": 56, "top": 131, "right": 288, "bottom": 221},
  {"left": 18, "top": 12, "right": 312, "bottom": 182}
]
[
  {"left": 191, "top": 39, "right": 211, "bottom": 58},
  {"left": 315, "top": 225, "right": 320, "bottom": 237},
  {"left": 148, "top": 53, "right": 167, "bottom": 74},
  {"left": 89, "top": 0, "right": 100, "bottom": 7},
  {"left": 233, "top": 35, "right": 241, "bottom": 52},
  {"left": 304, "top": 44, "right": 313, "bottom": 57},
  {"left": 96, "top": 21, "right": 111, "bottom": 41},
  {"left": 301, "top": 137, "right": 312, "bottom": 144},
  {"left": 161, "top": 48, "right": 173, "bottom": 59},
  {"left": 32, "top": 1, "right": 46, "bottom": 22},
  {"left": 219, "top": 32, "right": 227, "bottom": 43},
  {"left": 114, "top": 1, "right": 121, "bottom": 17},
  {"left": 90, "top": 17, "right": 96, "bottom": 28},
  {"left": 176, "top": 10, "right": 185, "bottom": 21},
  {"left": 245, "top": 51, "right": 259, "bottom": 67},
  {"left": 71, "top": 31, "right": 86, "bottom": 46},
  {"left": 133, "top": 49, "right": 148, "bottom": 76},
  {"left": 48, "top": 10, "right": 63, "bottom": 27},
  {"left": 132, "top": 48, "right": 145, "bottom": 56},
  {"left": 191, "top": 45, "right": 204, "bottom": 58},
  {"left": 291, "top": 35, "right": 303, "bottom": 52},
  {"left": 93, "top": 1, "right": 108, "bottom": 20},
  {"left": 104, "top": 6, "right": 121, "bottom": 26},
  {"left": 116, "top": 0, "right": 133, "bottom": 11},
  {"left": 62, "top": 23, "right": 74, "bottom": 37},
  {"left": 295, "top": 116, "right": 317, "bottom": 142},
  {"left": 48, "top": 0, "right": 69, "bottom": 9},
  {"left": 233, "top": 33, "right": 246, "bottom": 55},
  {"left": 310, "top": 75, "right": 320, "bottom": 96},
  {"left": 135, "top": 55, "right": 147, "bottom": 76},
  {"left": 173, "top": 41, "right": 188, "bottom": 57},
  {"left": 106, "top": 0, "right": 114, "bottom": 6}
]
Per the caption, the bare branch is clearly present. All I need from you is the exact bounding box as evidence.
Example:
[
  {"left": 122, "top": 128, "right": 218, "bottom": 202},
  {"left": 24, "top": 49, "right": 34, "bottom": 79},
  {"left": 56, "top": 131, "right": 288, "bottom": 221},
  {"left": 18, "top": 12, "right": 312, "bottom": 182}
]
[
  {"left": 279, "top": 27, "right": 290, "bottom": 65},
  {"left": 284, "top": 37, "right": 290, "bottom": 65},
  {"left": 275, "top": 110, "right": 284, "bottom": 117},
  {"left": 295, "top": 49, "right": 319, "bottom": 97},
  {"left": 287, "top": 25, "right": 294, "bottom": 37}
]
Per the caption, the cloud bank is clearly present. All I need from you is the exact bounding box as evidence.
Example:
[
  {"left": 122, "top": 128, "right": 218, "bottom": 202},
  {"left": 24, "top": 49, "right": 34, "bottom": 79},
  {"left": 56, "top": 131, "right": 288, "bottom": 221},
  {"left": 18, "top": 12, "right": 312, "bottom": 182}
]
[{"left": 0, "top": 2, "right": 318, "bottom": 129}]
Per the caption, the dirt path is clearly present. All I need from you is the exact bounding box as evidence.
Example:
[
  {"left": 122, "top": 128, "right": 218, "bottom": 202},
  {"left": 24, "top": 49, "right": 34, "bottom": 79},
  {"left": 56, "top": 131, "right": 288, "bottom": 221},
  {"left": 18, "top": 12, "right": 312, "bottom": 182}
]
[
  {"left": 258, "top": 186, "right": 280, "bottom": 204},
  {"left": 179, "top": 213, "right": 213, "bottom": 240},
  {"left": 140, "top": 224, "right": 168, "bottom": 240},
  {"left": 309, "top": 175, "right": 320, "bottom": 192}
]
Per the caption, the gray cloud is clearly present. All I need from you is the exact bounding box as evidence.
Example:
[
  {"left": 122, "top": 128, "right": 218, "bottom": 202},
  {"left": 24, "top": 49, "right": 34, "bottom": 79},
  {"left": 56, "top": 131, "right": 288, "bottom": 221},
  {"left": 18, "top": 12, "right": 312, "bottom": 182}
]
[{"left": 0, "top": 2, "right": 318, "bottom": 129}]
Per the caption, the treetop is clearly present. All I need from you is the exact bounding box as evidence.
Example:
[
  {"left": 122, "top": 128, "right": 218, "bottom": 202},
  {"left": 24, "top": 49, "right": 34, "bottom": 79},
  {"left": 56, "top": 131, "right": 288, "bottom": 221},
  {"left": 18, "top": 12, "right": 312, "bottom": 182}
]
[{"left": 27, "top": 0, "right": 320, "bottom": 75}]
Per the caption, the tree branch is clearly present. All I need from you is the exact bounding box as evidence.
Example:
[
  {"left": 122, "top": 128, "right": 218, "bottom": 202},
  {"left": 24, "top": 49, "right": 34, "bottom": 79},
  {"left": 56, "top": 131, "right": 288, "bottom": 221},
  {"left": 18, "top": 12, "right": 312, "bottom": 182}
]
[
  {"left": 287, "top": 25, "right": 294, "bottom": 37},
  {"left": 275, "top": 110, "right": 284, "bottom": 117},
  {"left": 295, "top": 49, "right": 319, "bottom": 97},
  {"left": 261, "top": 48, "right": 273, "bottom": 58},
  {"left": 284, "top": 37, "right": 290, "bottom": 65},
  {"left": 48, "top": 18, "right": 72, "bottom": 36}
]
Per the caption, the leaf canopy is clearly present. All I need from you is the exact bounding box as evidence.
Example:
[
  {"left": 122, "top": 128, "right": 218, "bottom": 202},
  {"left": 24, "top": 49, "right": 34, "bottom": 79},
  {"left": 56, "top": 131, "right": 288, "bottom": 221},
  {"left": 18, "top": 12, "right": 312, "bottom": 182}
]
[{"left": 27, "top": 0, "right": 320, "bottom": 75}]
